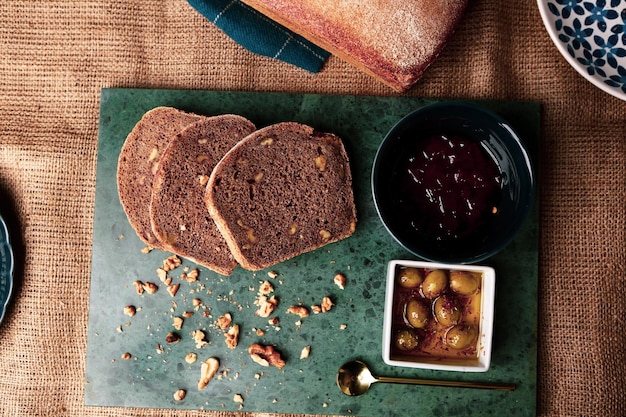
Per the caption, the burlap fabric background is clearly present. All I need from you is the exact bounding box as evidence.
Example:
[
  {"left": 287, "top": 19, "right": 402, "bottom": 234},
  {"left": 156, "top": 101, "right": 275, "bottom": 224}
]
[{"left": 0, "top": 1, "right": 624, "bottom": 416}]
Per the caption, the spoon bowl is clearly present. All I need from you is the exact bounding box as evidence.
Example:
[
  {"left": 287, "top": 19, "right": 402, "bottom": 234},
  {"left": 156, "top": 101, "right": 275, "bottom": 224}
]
[{"left": 336, "top": 360, "right": 515, "bottom": 396}]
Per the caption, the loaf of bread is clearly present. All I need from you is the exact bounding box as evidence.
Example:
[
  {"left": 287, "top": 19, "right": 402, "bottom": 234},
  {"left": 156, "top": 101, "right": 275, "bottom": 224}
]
[
  {"left": 149, "top": 115, "right": 256, "bottom": 275},
  {"left": 205, "top": 122, "right": 357, "bottom": 271},
  {"left": 117, "top": 107, "right": 205, "bottom": 249},
  {"left": 240, "top": 0, "right": 468, "bottom": 91}
]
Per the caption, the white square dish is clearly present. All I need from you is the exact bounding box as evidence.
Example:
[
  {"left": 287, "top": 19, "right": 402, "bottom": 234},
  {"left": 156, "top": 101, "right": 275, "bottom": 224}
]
[{"left": 382, "top": 260, "right": 495, "bottom": 372}]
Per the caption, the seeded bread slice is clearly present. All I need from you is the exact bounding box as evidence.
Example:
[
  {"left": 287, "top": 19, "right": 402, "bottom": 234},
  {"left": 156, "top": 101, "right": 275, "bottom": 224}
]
[
  {"left": 205, "top": 122, "right": 357, "bottom": 271},
  {"left": 117, "top": 107, "right": 205, "bottom": 249},
  {"left": 149, "top": 115, "right": 256, "bottom": 275}
]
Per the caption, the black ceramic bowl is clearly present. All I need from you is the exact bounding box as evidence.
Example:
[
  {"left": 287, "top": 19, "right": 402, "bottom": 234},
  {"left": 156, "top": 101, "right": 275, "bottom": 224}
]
[{"left": 372, "top": 102, "right": 535, "bottom": 264}]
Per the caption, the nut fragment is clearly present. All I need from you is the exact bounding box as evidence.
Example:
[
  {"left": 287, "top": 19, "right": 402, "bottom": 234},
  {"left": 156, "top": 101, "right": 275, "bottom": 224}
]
[
  {"left": 173, "top": 389, "right": 186, "bottom": 402},
  {"left": 258, "top": 280, "right": 274, "bottom": 295},
  {"left": 260, "top": 137, "right": 274, "bottom": 146},
  {"left": 300, "top": 346, "right": 311, "bottom": 359},
  {"left": 186, "top": 268, "right": 199, "bottom": 282},
  {"left": 255, "top": 295, "right": 278, "bottom": 318},
  {"left": 333, "top": 273, "right": 346, "bottom": 289},
  {"left": 123, "top": 305, "right": 136, "bottom": 317},
  {"left": 216, "top": 313, "right": 232, "bottom": 330},
  {"left": 165, "top": 332, "right": 181, "bottom": 344},
  {"left": 248, "top": 343, "right": 286, "bottom": 370},
  {"left": 162, "top": 255, "right": 182, "bottom": 271},
  {"left": 167, "top": 283, "right": 180, "bottom": 297},
  {"left": 225, "top": 324, "right": 239, "bottom": 350},
  {"left": 233, "top": 393, "right": 244, "bottom": 403},
  {"left": 321, "top": 296, "right": 334, "bottom": 313},
  {"left": 287, "top": 305, "right": 309, "bottom": 318},
  {"left": 142, "top": 281, "right": 158, "bottom": 294},
  {"left": 314, "top": 155, "right": 327, "bottom": 171},
  {"left": 198, "top": 357, "right": 220, "bottom": 390},
  {"left": 121, "top": 352, "right": 132, "bottom": 360},
  {"left": 192, "top": 329, "right": 208, "bottom": 349},
  {"left": 185, "top": 352, "right": 197, "bottom": 364},
  {"left": 319, "top": 230, "right": 331, "bottom": 242},
  {"left": 173, "top": 316, "right": 184, "bottom": 330},
  {"left": 156, "top": 268, "right": 168, "bottom": 282},
  {"left": 132, "top": 280, "right": 144, "bottom": 295}
]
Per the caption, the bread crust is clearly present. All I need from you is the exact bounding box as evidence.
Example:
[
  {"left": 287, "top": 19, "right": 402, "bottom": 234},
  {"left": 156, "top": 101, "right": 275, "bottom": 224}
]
[
  {"left": 240, "top": 0, "right": 468, "bottom": 91},
  {"left": 117, "top": 107, "right": 204, "bottom": 248},
  {"left": 206, "top": 122, "right": 357, "bottom": 271},
  {"left": 149, "top": 115, "right": 256, "bottom": 275}
]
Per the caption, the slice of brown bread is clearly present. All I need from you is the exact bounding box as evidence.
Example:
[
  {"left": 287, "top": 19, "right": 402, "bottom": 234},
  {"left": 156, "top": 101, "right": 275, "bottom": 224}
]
[
  {"left": 149, "top": 115, "right": 256, "bottom": 275},
  {"left": 117, "top": 107, "right": 205, "bottom": 249},
  {"left": 205, "top": 122, "right": 357, "bottom": 271}
]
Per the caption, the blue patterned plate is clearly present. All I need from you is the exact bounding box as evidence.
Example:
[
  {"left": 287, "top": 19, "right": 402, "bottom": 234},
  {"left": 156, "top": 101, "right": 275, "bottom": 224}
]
[
  {"left": 538, "top": 0, "right": 626, "bottom": 101},
  {"left": 0, "top": 214, "right": 14, "bottom": 325}
]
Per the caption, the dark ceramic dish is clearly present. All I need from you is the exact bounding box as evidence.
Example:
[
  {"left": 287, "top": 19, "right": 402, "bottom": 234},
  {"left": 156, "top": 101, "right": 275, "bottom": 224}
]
[{"left": 372, "top": 102, "right": 535, "bottom": 264}]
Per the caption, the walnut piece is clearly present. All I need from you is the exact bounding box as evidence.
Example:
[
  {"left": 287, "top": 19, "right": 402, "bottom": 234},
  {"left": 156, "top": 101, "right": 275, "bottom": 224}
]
[
  {"left": 192, "top": 329, "right": 208, "bottom": 349},
  {"left": 300, "top": 346, "right": 311, "bottom": 359},
  {"left": 216, "top": 313, "right": 232, "bottom": 330},
  {"left": 173, "top": 389, "right": 186, "bottom": 401},
  {"left": 248, "top": 343, "right": 285, "bottom": 370},
  {"left": 123, "top": 305, "right": 136, "bottom": 317},
  {"left": 287, "top": 305, "right": 309, "bottom": 318},
  {"left": 321, "top": 296, "right": 334, "bottom": 313},
  {"left": 255, "top": 295, "right": 278, "bottom": 318},
  {"left": 185, "top": 352, "right": 197, "bottom": 364},
  {"left": 198, "top": 357, "right": 220, "bottom": 390},
  {"left": 167, "top": 283, "right": 180, "bottom": 297},
  {"left": 225, "top": 324, "right": 239, "bottom": 350},
  {"left": 165, "top": 332, "right": 180, "bottom": 344},
  {"left": 333, "top": 273, "right": 346, "bottom": 289},
  {"left": 142, "top": 281, "right": 158, "bottom": 294},
  {"left": 172, "top": 316, "right": 184, "bottom": 330},
  {"left": 162, "top": 255, "right": 182, "bottom": 271}
]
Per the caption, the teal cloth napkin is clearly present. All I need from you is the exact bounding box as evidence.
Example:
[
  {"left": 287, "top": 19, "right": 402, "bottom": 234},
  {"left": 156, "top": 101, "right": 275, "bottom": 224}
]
[{"left": 188, "top": 0, "right": 330, "bottom": 73}]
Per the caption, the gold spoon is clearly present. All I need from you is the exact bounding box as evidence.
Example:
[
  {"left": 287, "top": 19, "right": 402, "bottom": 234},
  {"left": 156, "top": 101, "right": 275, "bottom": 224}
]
[{"left": 336, "top": 360, "right": 516, "bottom": 396}]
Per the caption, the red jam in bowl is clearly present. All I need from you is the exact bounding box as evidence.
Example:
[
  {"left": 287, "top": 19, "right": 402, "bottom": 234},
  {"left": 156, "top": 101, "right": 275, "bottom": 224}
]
[{"left": 393, "top": 134, "right": 502, "bottom": 242}]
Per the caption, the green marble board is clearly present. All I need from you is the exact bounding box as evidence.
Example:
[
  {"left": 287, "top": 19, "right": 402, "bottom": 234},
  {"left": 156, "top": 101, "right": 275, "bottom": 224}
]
[{"left": 86, "top": 88, "right": 539, "bottom": 417}]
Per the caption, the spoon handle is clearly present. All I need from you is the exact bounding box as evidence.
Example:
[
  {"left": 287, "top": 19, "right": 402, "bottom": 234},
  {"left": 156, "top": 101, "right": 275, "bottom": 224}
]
[{"left": 376, "top": 376, "right": 516, "bottom": 391}]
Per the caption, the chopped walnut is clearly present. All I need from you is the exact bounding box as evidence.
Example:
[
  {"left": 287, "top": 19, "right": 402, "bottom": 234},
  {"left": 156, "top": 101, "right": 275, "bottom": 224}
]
[
  {"left": 162, "top": 255, "right": 182, "bottom": 271},
  {"left": 142, "top": 281, "right": 158, "bottom": 294},
  {"left": 156, "top": 268, "right": 168, "bottom": 282},
  {"left": 121, "top": 352, "right": 132, "bottom": 360},
  {"left": 315, "top": 155, "right": 327, "bottom": 171},
  {"left": 255, "top": 295, "right": 278, "bottom": 318},
  {"left": 182, "top": 311, "right": 194, "bottom": 318},
  {"left": 186, "top": 268, "right": 199, "bottom": 282},
  {"left": 132, "top": 280, "right": 144, "bottom": 295},
  {"left": 165, "top": 332, "right": 180, "bottom": 344},
  {"left": 258, "top": 280, "right": 274, "bottom": 295},
  {"left": 321, "top": 296, "right": 334, "bottom": 313},
  {"left": 267, "top": 270, "right": 279, "bottom": 279},
  {"left": 333, "top": 273, "right": 346, "bottom": 289},
  {"left": 300, "top": 346, "right": 311, "bottom": 359},
  {"left": 172, "top": 316, "right": 184, "bottom": 330},
  {"left": 248, "top": 343, "right": 285, "bottom": 370},
  {"left": 167, "top": 283, "right": 180, "bottom": 297},
  {"left": 198, "top": 357, "right": 220, "bottom": 390},
  {"left": 319, "top": 230, "right": 331, "bottom": 242},
  {"left": 311, "top": 305, "right": 322, "bottom": 314},
  {"left": 192, "top": 330, "right": 208, "bottom": 349},
  {"left": 233, "top": 393, "right": 244, "bottom": 404},
  {"left": 286, "top": 305, "right": 309, "bottom": 318},
  {"left": 123, "top": 305, "right": 136, "bottom": 317},
  {"left": 225, "top": 324, "right": 239, "bottom": 350},
  {"left": 216, "top": 313, "right": 232, "bottom": 330},
  {"left": 185, "top": 352, "right": 197, "bottom": 364},
  {"left": 173, "top": 389, "right": 186, "bottom": 402}
]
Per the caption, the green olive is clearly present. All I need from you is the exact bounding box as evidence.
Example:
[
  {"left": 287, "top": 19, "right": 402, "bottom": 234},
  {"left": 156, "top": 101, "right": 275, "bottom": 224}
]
[
  {"left": 394, "top": 329, "right": 420, "bottom": 351},
  {"left": 449, "top": 270, "right": 480, "bottom": 296},
  {"left": 445, "top": 325, "right": 478, "bottom": 350},
  {"left": 433, "top": 295, "right": 461, "bottom": 326},
  {"left": 396, "top": 267, "right": 424, "bottom": 289},
  {"left": 422, "top": 269, "right": 448, "bottom": 299},
  {"left": 405, "top": 298, "right": 429, "bottom": 329}
]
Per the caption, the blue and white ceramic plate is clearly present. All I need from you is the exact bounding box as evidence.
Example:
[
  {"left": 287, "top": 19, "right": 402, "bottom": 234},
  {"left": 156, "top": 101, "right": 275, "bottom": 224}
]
[
  {"left": 0, "top": 214, "right": 14, "bottom": 325},
  {"left": 538, "top": 0, "right": 626, "bottom": 101}
]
